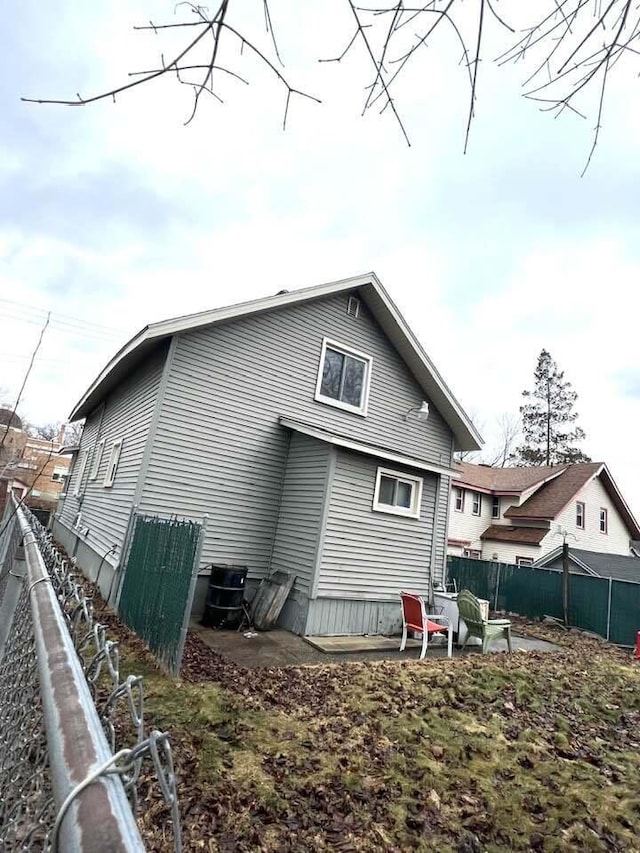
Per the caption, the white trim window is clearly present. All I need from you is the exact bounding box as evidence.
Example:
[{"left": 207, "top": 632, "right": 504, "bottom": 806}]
[
  {"left": 600, "top": 507, "right": 608, "bottom": 534},
  {"left": 454, "top": 488, "right": 465, "bottom": 512},
  {"left": 103, "top": 440, "right": 123, "bottom": 488},
  {"left": 492, "top": 496, "right": 500, "bottom": 519},
  {"left": 516, "top": 556, "right": 534, "bottom": 567},
  {"left": 51, "top": 465, "right": 67, "bottom": 483},
  {"left": 373, "top": 467, "right": 423, "bottom": 518},
  {"left": 472, "top": 492, "right": 482, "bottom": 516},
  {"left": 576, "top": 501, "right": 585, "bottom": 529},
  {"left": 89, "top": 438, "right": 106, "bottom": 481},
  {"left": 315, "top": 338, "right": 372, "bottom": 416},
  {"left": 72, "top": 452, "right": 89, "bottom": 497}
]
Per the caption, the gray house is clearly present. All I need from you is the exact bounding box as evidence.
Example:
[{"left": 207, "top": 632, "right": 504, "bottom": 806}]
[{"left": 54, "top": 274, "right": 481, "bottom": 637}]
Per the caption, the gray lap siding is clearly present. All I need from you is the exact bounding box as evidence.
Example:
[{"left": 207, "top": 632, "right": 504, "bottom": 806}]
[
  {"left": 57, "top": 344, "right": 167, "bottom": 563},
  {"left": 137, "top": 291, "right": 454, "bottom": 589},
  {"left": 317, "top": 449, "right": 437, "bottom": 600}
]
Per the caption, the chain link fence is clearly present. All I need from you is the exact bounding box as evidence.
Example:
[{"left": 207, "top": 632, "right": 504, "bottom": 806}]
[{"left": 0, "top": 497, "right": 182, "bottom": 850}]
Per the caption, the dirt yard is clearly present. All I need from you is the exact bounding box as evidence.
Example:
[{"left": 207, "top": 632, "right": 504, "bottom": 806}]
[{"left": 96, "top": 612, "right": 640, "bottom": 853}]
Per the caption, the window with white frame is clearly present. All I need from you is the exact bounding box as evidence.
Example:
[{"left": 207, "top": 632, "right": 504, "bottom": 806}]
[
  {"left": 89, "top": 438, "right": 105, "bottom": 480},
  {"left": 472, "top": 492, "right": 482, "bottom": 516},
  {"left": 103, "top": 440, "right": 123, "bottom": 488},
  {"left": 454, "top": 488, "right": 465, "bottom": 512},
  {"left": 516, "top": 556, "right": 534, "bottom": 567},
  {"left": 600, "top": 507, "right": 608, "bottom": 534},
  {"left": 462, "top": 548, "right": 481, "bottom": 559},
  {"left": 72, "top": 452, "right": 88, "bottom": 496},
  {"left": 576, "top": 501, "right": 585, "bottom": 529},
  {"left": 373, "top": 467, "right": 423, "bottom": 518},
  {"left": 492, "top": 496, "right": 500, "bottom": 519},
  {"left": 315, "top": 338, "right": 372, "bottom": 415},
  {"left": 51, "top": 465, "right": 67, "bottom": 483}
]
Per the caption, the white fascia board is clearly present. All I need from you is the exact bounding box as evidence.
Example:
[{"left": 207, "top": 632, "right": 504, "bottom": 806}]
[{"left": 280, "top": 417, "right": 459, "bottom": 478}]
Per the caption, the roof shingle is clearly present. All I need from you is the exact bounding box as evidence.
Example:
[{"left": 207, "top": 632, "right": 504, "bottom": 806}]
[{"left": 480, "top": 525, "right": 547, "bottom": 545}]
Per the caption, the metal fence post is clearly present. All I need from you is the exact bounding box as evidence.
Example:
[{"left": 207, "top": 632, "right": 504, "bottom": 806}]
[
  {"left": 606, "top": 576, "right": 613, "bottom": 641},
  {"left": 175, "top": 514, "right": 208, "bottom": 676},
  {"left": 494, "top": 563, "right": 501, "bottom": 612}
]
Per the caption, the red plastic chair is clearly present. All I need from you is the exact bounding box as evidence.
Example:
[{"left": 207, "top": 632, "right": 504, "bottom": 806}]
[{"left": 399, "top": 591, "right": 453, "bottom": 659}]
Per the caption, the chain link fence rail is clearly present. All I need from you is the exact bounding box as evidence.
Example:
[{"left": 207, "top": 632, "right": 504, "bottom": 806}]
[{"left": 0, "top": 497, "right": 182, "bottom": 850}]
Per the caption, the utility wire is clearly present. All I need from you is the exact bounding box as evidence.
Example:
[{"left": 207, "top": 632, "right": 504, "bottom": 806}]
[{"left": 0, "top": 313, "right": 50, "bottom": 454}]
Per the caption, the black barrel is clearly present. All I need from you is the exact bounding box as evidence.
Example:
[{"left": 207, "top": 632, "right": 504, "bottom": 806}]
[{"left": 202, "top": 564, "right": 248, "bottom": 628}]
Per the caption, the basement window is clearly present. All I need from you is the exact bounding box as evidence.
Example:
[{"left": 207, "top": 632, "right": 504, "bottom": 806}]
[
  {"left": 373, "top": 467, "right": 423, "bottom": 519},
  {"left": 103, "top": 440, "right": 123, "bottom": 488},
  {"left": 315, "top": 338, "right": 372, "bottom": 416}
]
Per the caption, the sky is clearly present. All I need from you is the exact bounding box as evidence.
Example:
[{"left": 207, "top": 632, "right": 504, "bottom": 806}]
[{"left": 2, "top": 2, "right": 639, "bottom": 517}]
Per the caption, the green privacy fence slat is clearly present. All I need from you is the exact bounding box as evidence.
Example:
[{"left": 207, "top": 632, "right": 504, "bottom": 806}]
[
  {"left": 447, "top": 556, "right": 640, "bottom": 646},
  {"left": 567, "top": 573, "right": 609, "bottom": 638},
  {"left": 119, "top": 514, "right": 201, "bottom": 672},
  {"left": 496, "top": 562, "right": 564, "bottom": 621},
  {"left": 609, "top": 580, "right": 640, "bottom": 646}
]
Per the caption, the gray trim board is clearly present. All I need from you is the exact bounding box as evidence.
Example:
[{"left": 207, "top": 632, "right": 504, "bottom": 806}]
[{"left": 310, "top": 444, "right": 337, "bottom": 602}]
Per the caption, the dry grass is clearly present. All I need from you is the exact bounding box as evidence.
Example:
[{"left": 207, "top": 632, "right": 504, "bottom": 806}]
[{"left": 98, "top": 612, "right": 640, "bottom": 853}]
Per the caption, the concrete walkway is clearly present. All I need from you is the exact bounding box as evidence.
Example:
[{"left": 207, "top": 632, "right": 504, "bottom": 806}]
[{"left": 190, "top": 621, "right": 559, "bottom": 668}]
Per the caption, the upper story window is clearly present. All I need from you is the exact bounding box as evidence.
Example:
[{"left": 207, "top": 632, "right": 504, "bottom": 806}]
[
  {"left": 51, "top": 466, "right": 67, "bottom": 483},
  {"left": 576, "top": 501, "right": 585, "bottom": 529},
  {"left": 492, "top": 496, "right": 500, "bottom": 519},
  {"left": 373, "top": 467, "right": 423, "bottom": 519},
  {"left": 103, "top": 440, "right": 123, "bottom": 488},
  {"left": 600, "top": 507, "right": 608, "bottom": 534},
  {"left": 454, "top": 488, "right": 465, "bottom": 512},
  {"left": 472, "top": 493, "right": 482, "bottom": 516},
  {"left": 315, "top": 338, "right": 372, "bottom": 416}
]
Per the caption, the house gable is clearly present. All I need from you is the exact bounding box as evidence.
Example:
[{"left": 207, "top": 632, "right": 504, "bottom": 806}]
[
  {"left": 69, "top": 273, "right": 481, "bottom": 453},
  {"left": 138, "top": 290, "right": 458, "bottom": 579}
]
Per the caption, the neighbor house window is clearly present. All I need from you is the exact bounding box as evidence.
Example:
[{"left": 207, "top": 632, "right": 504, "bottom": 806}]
[
  {"left": 463, "top": 549, "right": 481, "bottom": 559},
  {"left": 89, "top": 438, "right": 105, "bottom": 480},
  {"left": 516, "top": 556, "right": 534, "bottom": 567},
  {"left": 103, "top": 440, "right": 123, "bottom": 488},
  {"left": 600, "top": 508, "right": 608, "bottom": 534},
  {"left": 576, "top": 501, "right": 585, "bottom": 529},
  {"left": 51, "top": 466, "right": 67, "bottom": 483},
  {"left": 454, "top": 488, "right": 465, "bottom": 512},
  {"left": 492, "top": 496, "right": 500, "bottom": 519},
  {"left": 373, "top": 467, "right": 423, "bottom": 519},
  {"left": 472, "top": 493, "right": 482, "bottom": 516},
  {"left": 315, "top": 338, "right": 372, "bottom": 415},
  {"left": 72, "top": 452, "right": 88, "bottom": 497}
]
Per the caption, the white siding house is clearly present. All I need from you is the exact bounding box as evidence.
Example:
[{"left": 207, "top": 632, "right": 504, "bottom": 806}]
[
  {"left": 447, "top": 462, "right": 640, "bottom": 566},
  {"left": 54, "top": 274, "right": 480, "bottom": 636}
]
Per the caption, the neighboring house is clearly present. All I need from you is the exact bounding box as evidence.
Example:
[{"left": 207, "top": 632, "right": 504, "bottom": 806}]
[
  {"left": 0, "top": 410, "right": 71, "bottom": 511},
  {"left": 53, "top": 273, "right": 481, "bottom": 637},
  {"left": 535, "top": 547, "right": 640, "bottom": 584},
  {"left": 448, "top": 461, "right": 640, "bottom": 565}
]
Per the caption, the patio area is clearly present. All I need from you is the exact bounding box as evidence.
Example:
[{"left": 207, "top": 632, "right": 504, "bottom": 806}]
[{"left": 189, "top": 620, "right": 559, "bottom": 668}]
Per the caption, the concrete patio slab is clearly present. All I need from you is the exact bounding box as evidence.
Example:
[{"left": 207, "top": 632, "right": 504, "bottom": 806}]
[{"left": 190, "top": 620, "right": 559, "bottom": 668}]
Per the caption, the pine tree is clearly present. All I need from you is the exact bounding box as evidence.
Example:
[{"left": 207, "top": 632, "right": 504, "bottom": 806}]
[{"left": 514, "top": 350, "right": 591, "bottom": 466}]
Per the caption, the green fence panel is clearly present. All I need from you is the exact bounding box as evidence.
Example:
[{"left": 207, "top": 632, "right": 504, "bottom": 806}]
[
  {"left": 496, "top": 562, "right": 564, "bottom": 620},
  {"left": 119, "top": 514, "right": 201, "bottom": 673},
  {"left": 447, "top": 555, "right": 639, "bottom": 644},
  {"left": 446, "top": 557, "right": 498, "bottom": 602},
  {"left": 567, "top": 573, "right": 609, "bottom": 637},
  {"left": 608, "top": 580, "right": 640, "bottom": 646}
]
